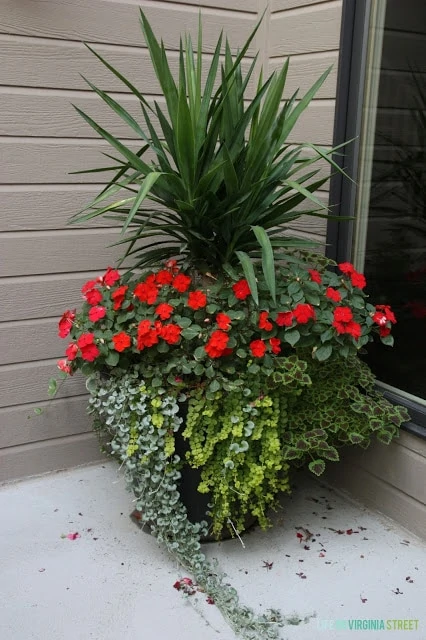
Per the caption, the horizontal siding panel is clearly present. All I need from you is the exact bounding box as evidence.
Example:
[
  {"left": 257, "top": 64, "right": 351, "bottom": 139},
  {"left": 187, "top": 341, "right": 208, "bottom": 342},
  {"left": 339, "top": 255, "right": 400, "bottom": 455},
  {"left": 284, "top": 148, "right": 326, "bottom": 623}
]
[
  {"left": 0, "top": 38, "right": 255, "bottom": 95},
  {"left": 0, "top": 361, "right": 87, "bottom": 408},
  {"left": 325, "top": 460, "right": 426, "bottom": 542},
  {"left": 0, "top": 230, "right": 139, "bottom": 276},
  {"left": 0, "top": 0, "right": 258, "bottom": 53},
  {"left": 0, "top": 432, "right": 103, "bottom": 482},
  {"left": 0, "top": 93, "right": 335, "bottom": 144},
  {"left": 158, "top": 0, "right": 258, "bottom": 10},
  {"left": 0, "top": 275, "right": 97, "bottom": 322},
  {"left": 271, "top": 0, "right": 330, "bottom": 12},
  {"left": 0, "top": 318, "right": 64, "bottom": 365},
  {"left": 0, "top": 395, "right": 90, "bottom": 448},
  {"left": 269, "top": 52, "right": 339, "bottom": 99},
  {"left": 0, "top": 139, "right": 333, "bottom": 184},
  {"left": 270, "top": 2, "right": 342, "bottom": 57}
]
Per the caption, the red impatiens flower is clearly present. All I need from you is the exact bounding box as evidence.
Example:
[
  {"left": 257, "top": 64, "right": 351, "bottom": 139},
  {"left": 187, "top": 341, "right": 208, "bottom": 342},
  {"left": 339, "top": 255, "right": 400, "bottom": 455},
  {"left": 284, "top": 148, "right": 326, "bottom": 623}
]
[
  {"left": 250, "top": 339, "right": 267, "bottom": 358},
  {"left": 134, "top": 282, "right": 158, "bottom": 305},
  {"left": 172, "top": 274, "right": 191, "bottom": 293},
  {"left": 345, "top": 320, "right": 362, "bottom": 339},
  {"left": 308, "top": 269, "right": 322, "bottom": 284},
  {"left": 58, "top": 309, "right": 75, "bottom": 338},
  {"left": 76, "top": 333, "right": 100, "bottom": 361},
  {"left": 269, "top": 337, "right": 281, "bottom": 355},
  {"left": 276, "top": 311, "right": 294, "bottom": 327},
  {"left": 155, "top": 269, "right": 173, "bottom": 285},
  {"left": 57, "top": 359, "right": 71, "bottom": 374},
  {"left": 333, "top": 306, "right": 353, "bottom": 323},
  {"left": 155, "top": 303, "right": 174, "bottom": 320},
  {"left": 137, "top": 320, "right": 159, "bottom": 350},
  {"left": 379, "top": 326, "right": 391, "bottom": 337},
  {"left": 159, "top": 324, "right": 182, "bottom": 345},
  {"left": 232, "top": 279, "right": 251, "bottom": 300},
  {"left": 111, "top": 285, "right": 128, "bottom": 311},
  {"left": 88, "top": 306, "right": 107, "bottom": 322},
  {"left": 372, "top": 311, "right": 387, "bottom": 327},
  {"left": 65, "top": 343, "right": 78, "bottom": 361},
  {"left": 102, "top": 266, "right": 120, "bottom": 287},
  {"left": 258, "top": 311, "right": 273, "bottom": 331},
  {"left": 350, "top": 271, "right": 366, "bottom": 289},
  {"left": 165, "top": 259, "right": 179, "bottom": 274},
  {"left": 81, "top": 279, "right": 99, "bottom": 295},
  {"left": 205, "top": 330, "right": 229, "bottom": 358},
  {"left": 216, "top": 313, "right": 231, "bottom": 331},
  {"left": 338, "top": 262, "right": 355, "bottom": 275},
  {"left": 85, "top": 287, "right": 103, "bottom": 306},
  {"left": 293, "top": 303, "right": 316, "bottom": 324},
  {"left": 326, "top": 287, "right": 342, "bottom": 303},
  {"left": 187, "top": 290, "right": 207, "bottom": 310},
  {"left": 112, "top": 332, "right": 131, "bottom": 352},
  {"left": 375, "top": 304, "right": 396, "bottom": 324}
]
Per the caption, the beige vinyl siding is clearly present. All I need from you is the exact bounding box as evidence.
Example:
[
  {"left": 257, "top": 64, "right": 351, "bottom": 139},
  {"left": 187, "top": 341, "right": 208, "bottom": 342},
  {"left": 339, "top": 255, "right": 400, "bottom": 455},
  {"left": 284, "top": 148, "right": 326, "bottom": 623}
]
[
  {"left": 0, "top": 0, "right": 260, "bottom": 481},
  {"left": 268, "top": 0, "right": 343, "bottom": 243}
]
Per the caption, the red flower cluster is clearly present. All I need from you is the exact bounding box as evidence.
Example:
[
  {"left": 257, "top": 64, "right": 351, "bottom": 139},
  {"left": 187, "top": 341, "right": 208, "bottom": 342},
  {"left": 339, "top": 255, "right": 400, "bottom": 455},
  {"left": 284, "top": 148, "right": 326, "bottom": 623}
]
[
  {"left": 326, "top": 287, "right": 341, "bottom": 303},
  {"left": 155, "top": 303, "right": 174, "bottom": 320},
  {"left": 276, "top": 311, "right": 293, "bottom": 327},
  {"left": 258, "top": 311, "right": 273, "bottom": 331},
  {"left": 332, "top": 306, "right": 361, "bottom": 339},
  {"left": 112, "top": 332, "right": 131, "bottom": 352},
  {"left": 102, "top": 266, "right": 120, "bottom": 287},
  {"left": 232, "top": 279, "right": 251, "bottom": 300},
  {"left": 308, "top": 269, "right": 322, "bottom": 284},
  {"left": 293, "top": 303, "right": 316, "bottom": 324},
  {"left": 269, "top": 337, "right": 281, "bottom": 354},
  {"left": 137, "top": 320, "right": 159, "bottom": 350},
  {"left": 250, "top": 339, "right": 266, "bottom": 358},
  {"left": 172, "top": 274, "right": 191, "bottom": 293},
  {"left": 76, "top": 333, "right": 100, "bottom": 361},
  {"left": 58, "top": 309, "right": 75, "bottom": 338},
  {"left": 373, "top": 304, "right": 396, "bottom": 337},
  {"left": 338, "top": 262, "right": 366, "bottom": 289},
  {"left": 188, "top": 290, "right": 207, "bottom": 310},
  {"left": 216, "top": 313, "right": 231, "bottom": 331},
  {"left": 134, "top": 281, "right": 158, "bottom": 305},
  {"left": 205, "top": 330, "right": 230, "bottom": 358},
  {"left": 111, "top": 285, "right": 128, "bottom": 310},
  {"left": 88, "top": 306, "right": 106, "bottom": 323}
]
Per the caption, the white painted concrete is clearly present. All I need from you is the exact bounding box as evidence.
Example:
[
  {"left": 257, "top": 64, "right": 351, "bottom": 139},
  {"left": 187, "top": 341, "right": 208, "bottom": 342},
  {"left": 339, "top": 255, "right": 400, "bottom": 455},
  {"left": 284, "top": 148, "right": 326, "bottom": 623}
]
[{"left": 1, "top": 463, "right": 425, "bottom": 640}]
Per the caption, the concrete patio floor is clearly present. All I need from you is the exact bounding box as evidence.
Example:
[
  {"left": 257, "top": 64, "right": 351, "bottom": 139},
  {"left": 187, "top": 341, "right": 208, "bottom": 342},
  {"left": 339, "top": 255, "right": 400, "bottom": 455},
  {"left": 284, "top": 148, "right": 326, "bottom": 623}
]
[{"left": 1, "top": 462, "right": 425, "bottom": 640}]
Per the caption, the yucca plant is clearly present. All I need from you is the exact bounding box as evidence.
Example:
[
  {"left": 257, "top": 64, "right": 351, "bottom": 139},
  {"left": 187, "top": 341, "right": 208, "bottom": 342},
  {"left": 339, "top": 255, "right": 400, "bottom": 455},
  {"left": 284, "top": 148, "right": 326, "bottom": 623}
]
[{"left": 71, "top": 10, "right": 346, "bottom": 302}]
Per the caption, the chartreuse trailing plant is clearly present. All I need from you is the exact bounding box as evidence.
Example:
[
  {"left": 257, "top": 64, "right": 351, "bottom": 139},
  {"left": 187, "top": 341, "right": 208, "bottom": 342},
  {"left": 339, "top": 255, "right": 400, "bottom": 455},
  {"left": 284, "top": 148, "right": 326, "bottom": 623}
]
[{"left": 69, "top": 10, "right": 351, "bottom": 302}]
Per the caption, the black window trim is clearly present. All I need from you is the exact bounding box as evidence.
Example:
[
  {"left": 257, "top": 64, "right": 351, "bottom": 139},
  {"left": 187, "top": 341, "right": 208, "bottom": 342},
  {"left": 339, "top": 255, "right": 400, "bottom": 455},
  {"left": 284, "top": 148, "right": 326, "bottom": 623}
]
[{"left": 327, "top": 0, "right": 426, "bottom": 437}]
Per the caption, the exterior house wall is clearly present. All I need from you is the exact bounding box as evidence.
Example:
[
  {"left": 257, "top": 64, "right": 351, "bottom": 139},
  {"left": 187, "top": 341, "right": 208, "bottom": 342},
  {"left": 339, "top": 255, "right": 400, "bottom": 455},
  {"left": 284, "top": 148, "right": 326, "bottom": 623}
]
[{"left": 0, "top": 0, "right": 341, "bottom": 481}]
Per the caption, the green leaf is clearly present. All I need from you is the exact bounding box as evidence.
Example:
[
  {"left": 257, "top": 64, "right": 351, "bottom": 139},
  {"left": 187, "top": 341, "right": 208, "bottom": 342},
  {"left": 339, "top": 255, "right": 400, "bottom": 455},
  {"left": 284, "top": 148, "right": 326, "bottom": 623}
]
[
  {"left": 121, "top": 172, "right": 163, "bottom": 233},
  {"left": 208, "top": 379, "right": 221, "bottom": 393},
  {"left": 284, "top": 329, "right": 300, "bottom": 346},
  {"left": 181, "top": 326, "right": 201, "bottom": 340},
  {"left": 314, "top": 344, "right": 332, "bottom": 362},
  {"left": 47, "top": 378, "right": 57, "bottom": 397},
  {"left": 320, "top": 447, "right": 339, "bottom": 462},
  {"left": 194, "top": 363, "right": 205, "bottom": 376},
  {"left": 348, "top": 432, "right": 364, "bottom": 445},
  {"left": 381, "top": 335, "right": 394, "bottom": 347},
  {"left": 194, "top": 346, "right": 206, "bottom": 360},
  {"left": 105, "top": 351, "right": 120, "bottom": 366},
  {"left": 235, "top": 251, "right": 259, "bottom": 305},
  {"left": 252, "top": 226, "right": 276, "bottom": 303},
  {"left": 34, "top": 407, "right": 43, "bottom": 415},
  {"left": 308, "top": 459, "right": 326, "bottom": 476},
  {"left": 248, "top": 363, "right": 260, "bottom": 374}
]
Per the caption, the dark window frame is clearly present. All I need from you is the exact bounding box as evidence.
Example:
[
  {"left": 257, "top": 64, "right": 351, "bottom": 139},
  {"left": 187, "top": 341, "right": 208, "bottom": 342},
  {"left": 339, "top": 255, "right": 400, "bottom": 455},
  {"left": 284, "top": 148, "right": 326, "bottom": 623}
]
[{"left": 327, "top": 0, "right": 426, "bottom": 438}]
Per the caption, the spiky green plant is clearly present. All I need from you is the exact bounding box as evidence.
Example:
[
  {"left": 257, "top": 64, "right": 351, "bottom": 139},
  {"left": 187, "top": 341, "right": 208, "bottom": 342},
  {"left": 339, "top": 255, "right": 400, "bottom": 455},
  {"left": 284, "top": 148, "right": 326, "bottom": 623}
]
[{"left": 71, "top": 10, "right": 346, "bottom": 300}]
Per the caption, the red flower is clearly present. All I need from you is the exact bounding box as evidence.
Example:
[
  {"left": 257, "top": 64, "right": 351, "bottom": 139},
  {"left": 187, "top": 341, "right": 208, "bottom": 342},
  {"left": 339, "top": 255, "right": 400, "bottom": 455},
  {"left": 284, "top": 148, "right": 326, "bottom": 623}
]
[
  {"left": 372, "top": 311, "right": 387, "bottom": 327},
  {"left": 81, "top": 279, "right": 99, "bottom": 295},
  {"left": 326, "top": 287, "right": 341, "bottom": 303},
  {"left": 205, "top": 330, "right": 229, "bottom": 358},
  {"left": 188, "top": 290, "right": 207, "bottom": 310},
  {"left": 165, "top": 259, "right": 179, "bottom": 274},
  {"left": 57, "top": 359, "right": 71, "bottom": 374},
  {"left": 172, "top": 274, "right": 191, "bottom": 293},
  {"left": 102, "top": 266, "right": 120, "bottom": 287},
  {"left": 65, "top": 343, "right": 78, "bottom": 361},
  {"left": 308, "top": 269, "right": 322, "bottom": 284},
  {"left": 134, "top": 282, "right": 158, "bottom": 305},
  {"left": 376, "top": 304, "right": 396, "bottom": 324},
  {"left": 216, "top": 313, "right": 231, "bottom": 331},
  {"left": 88, "top": 306, "right": 107, "bottom": 322},
  {"left": 333, "top": 306, "right": 353, "bottom": 323},
  {"left": 250, "top": 339, "right": 267, "bottom": 358},
  {"left": 137, "top": 320, "right": 159, "bottom": 350},
  {"left": 232, "top": 279, "right": 251, "bottom": 300},
  {"left": 112, "top": 332, "right": 131, "bottom": 352},
  {"left": 159, "top": 324, "right": 182, "bottom": 345},
  {"left": 338, "top": 262, "right": 355, "bottom": 275},
  {"left": 155, "top": 270, "right": 173, "bottom": 285},
  {"left": 76, "top": 333, "right": 100, "bottom": 361},
  {"left": 258, "top": 311, "right": 273, "bottom": 331},
  {"left": 85, "top": 288, "right": 103, "bottom": 306},
  {"left": 155, "top": 303, "right": 174, "bottom": 320},
  {"left": 276, "top": 311, "right": 293, "bottom": 327},
  {"left": 345, "top": 321, "right": 362, "bottom": 340},
  {"left": 379, "top": 326, "right": 391, "bottom": 337},
  {"left": 351, "top": 271, "right": 366, "bottom": 289},
  {"left": 293, "top": 303, "right": 316, "bottom": 324},
  {"left": 58, "top": 310, "right": 75, "bottom": 338},
  {"left": 111, "top": 285, "right": 128, "bottom": 311},
  {"left": 332, "top": 320, "right": 346, "bottom": 335},
  {"left": 269, "top": 337, "right": 281, "bottom": 355}
]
